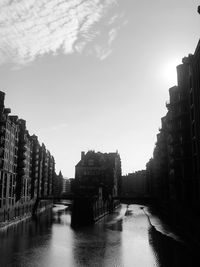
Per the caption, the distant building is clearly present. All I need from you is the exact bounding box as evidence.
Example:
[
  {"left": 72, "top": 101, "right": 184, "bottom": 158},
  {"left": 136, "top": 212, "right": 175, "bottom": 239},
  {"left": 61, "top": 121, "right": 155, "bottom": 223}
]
[
  {"left": 74, "top": 150, "right": 121, "bottom": 199},
  {"left": 48, "top": 153, "right": 55, "bottom": 197},
  {"left": 122, "top": 170, "right": 147, "bottom": 197},
  {"left": 41, "top": 144, "right": 48, "bottom": 197},
  {"left": 53, "top": 171, "right": 64, "bottom": 197},
  {"left": 72, "top": 151, "right": 121, "bottom": 225},
  {"left": 62, "top": 178, "right": 72, "bottom": 195}
]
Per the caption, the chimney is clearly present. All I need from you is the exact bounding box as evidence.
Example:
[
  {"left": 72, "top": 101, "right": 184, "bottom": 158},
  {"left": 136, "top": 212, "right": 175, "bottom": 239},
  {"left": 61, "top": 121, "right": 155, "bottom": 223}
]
[
  {"left": 18, "top": 119, "right": 26, "bottom": 130},
  {"left": 81, "top": 151, "right": 85, "bottom": 160},
  {"left": 4, "top": 108, "right": 11, "bottom": 114},
  {"left": 9, "top": 116, "right": 18, "bottom": 123},
  {"left": 0, "top": 91, "right": 5, "bottom": 114}
]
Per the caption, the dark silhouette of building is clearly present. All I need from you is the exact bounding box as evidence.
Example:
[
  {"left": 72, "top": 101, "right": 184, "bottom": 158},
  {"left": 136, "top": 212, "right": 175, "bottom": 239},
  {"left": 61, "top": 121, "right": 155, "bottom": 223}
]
[
  {"left": 53, "top": 170, "right": 64, "bottom": 197},
  {"left": 122, "top": 170, "right": 147, "bottom": 197},
  {"left": 62, "top": 178, "right": 72, "bottom": 195},
  {"left": 146, "top": 37, "right": 200, "bottom": 215},
  {"left": 74, "top": 150, "right": 121, "bottom": 199},
  {"left": 71, "top": 151, "right": 121, "bottom": 225},
  {"left": 188, "top": 43, "right": 200, "bottom": 201}
]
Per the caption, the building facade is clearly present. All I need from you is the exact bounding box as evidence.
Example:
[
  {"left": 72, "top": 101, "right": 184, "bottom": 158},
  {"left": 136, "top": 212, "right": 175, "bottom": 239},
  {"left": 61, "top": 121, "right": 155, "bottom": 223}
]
[
  {"left": 30, "top": 134, "right": 40, "bottom": 199},
  {"left": 0, "top": 91, "right": 57, "bottom": 223},
  {"left": 53, "top": 171, "right": 64, "bottom": 197},
  {"left": 122, "top": 170, "right": 147, "bottom": 197},
  {"left": 146, "top": 38, "right": 200, "bottom": 213},
  {"left": 0, "top": 92, "right": 18, "bottom": 220},
  {"left": 74, "top": 150, "right": 121, "bottom": 199},
  {"left": 62, "top": 178, "right": 72, "bottom": 195},
  {"left": 189, "top": 43, "right": 200, "bottom": 202},
  {"left": 16, "top": 119, "right": 32, "bottom": 204},
  {"left": 71, "top": 151, "right": 121, "bottom": 225}
]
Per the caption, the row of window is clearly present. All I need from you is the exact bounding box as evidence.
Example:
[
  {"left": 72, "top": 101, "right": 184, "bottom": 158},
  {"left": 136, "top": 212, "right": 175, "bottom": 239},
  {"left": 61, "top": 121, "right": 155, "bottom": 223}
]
[
  {"left": 0, "top": 198, "right": 15, "bottom": 208},
  {"left": 0, "top": 173, "right": 15, "bottom": 199}
]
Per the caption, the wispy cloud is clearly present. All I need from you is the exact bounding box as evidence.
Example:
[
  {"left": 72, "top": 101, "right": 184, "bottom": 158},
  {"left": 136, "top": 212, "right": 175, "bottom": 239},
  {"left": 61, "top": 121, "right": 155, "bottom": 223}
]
[{"left": 0, "top": 0, "right": 126, "bottom": 66}]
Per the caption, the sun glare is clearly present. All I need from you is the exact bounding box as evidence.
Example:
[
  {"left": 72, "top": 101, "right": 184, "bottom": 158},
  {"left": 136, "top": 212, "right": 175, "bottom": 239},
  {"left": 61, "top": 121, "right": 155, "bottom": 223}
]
[{"left": 161, "top": 58, "right": 182, "bottom": 87}]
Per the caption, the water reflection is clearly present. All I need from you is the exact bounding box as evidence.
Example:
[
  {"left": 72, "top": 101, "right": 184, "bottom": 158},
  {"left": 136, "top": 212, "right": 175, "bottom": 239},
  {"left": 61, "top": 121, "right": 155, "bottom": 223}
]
[
  {"left": 0, "top": 204, "right": 198, "bottom": 267},
  {"left": 0, "top": 210, "right": 53, "bottom": 267}
]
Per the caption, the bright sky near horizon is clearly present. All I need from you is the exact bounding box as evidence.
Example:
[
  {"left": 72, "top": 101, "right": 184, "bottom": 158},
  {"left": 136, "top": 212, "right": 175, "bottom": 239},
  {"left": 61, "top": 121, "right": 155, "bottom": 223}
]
[{"left": 0, "top": 0, "right": 199, "bottom": 177}]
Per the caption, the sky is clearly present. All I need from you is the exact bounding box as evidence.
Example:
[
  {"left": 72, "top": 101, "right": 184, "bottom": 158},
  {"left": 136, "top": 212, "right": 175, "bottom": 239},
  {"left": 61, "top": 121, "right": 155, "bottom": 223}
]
[{"left": 0, "top": 0, "right": 199, "bottom": 177}]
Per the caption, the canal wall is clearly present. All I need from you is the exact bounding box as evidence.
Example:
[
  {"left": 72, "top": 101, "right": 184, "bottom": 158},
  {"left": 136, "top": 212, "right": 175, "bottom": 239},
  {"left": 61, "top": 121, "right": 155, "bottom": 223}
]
[{"left": 0, "top": 199, "right": 53, "bottom": 229}]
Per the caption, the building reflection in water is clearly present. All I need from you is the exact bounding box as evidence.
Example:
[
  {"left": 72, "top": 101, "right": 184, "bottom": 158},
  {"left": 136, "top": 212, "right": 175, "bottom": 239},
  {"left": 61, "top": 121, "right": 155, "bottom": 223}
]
[
  {"left": 72, "top": 208, "right": 123, "bottom": 267},
  {"left": 0, "top": 209, "right": 53, "bottom": 267}
]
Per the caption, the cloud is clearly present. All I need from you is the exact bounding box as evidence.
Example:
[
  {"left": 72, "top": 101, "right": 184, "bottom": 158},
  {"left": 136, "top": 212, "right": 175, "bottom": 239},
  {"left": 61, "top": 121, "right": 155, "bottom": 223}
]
[
  {"left": 108, "top": 28, "right": 118, "bottom": 45},
  {"left": 94, "top": 45, "right": 112, "bottom": 61},
  {"left": 0, "top": 0, "right": 125, "bottom": 66}
]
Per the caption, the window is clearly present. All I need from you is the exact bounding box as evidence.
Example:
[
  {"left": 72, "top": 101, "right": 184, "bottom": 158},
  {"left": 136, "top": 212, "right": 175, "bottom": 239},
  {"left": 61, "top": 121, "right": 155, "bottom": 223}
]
[
  {"left": 0, "top": 180, "right": 2, "bottom": 199},
  {"left": 9, "top": 175, "right": 12, "bottom": 197},
  {"left": 3, "top": 173, "right": 7, "bottom": 197},
  {"left": 88, "top": 159, "right": 94, "bottom": 166}
]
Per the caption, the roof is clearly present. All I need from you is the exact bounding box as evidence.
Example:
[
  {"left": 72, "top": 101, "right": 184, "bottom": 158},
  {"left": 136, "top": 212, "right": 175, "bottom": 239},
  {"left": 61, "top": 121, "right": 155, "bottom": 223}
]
[{"left": 75, "top": 151, "right": 120, "bottom": 168}]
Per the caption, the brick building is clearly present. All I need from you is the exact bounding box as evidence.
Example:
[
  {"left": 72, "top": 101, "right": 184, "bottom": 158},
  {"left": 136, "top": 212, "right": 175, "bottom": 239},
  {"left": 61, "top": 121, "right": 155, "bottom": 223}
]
[
  {"left": 146, "top": 38, "right": 200, "bottom": 211},
  {"left": 74, "top": 150, "right": 121, "bottom": 199},
  {"left": 0, "top": 90, "right": 57, "bottom": 223},
  {"left": 0, "top": 92, "right": 18, "bottom": 217}
]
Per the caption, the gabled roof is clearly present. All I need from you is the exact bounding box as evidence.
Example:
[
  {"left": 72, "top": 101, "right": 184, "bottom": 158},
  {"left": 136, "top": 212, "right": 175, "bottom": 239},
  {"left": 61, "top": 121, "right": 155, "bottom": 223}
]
[{"left": 75, "top": 151, "right": 120, "bottom": 168}]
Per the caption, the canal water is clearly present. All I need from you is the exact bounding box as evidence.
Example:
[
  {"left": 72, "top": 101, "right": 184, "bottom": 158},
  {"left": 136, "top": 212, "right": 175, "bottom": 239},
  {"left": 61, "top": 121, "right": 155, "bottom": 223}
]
[{"left": 0, "top": 204, "right": 198, "bottom": 267}]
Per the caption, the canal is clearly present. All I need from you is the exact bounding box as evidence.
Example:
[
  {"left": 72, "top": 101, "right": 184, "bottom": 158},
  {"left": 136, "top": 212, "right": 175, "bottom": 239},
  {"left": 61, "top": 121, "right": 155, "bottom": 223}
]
[{"left": 0, "top": 204, "right": 198, "bottom": 267}]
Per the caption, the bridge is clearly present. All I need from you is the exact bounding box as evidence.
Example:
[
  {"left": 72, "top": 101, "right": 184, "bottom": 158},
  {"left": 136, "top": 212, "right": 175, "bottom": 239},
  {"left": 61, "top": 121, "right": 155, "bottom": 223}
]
[
  {"left": 36, "top": 195, "right": 151, "bottom": 202},
  {"left": 32, "top": 195, "right": 151, "bottom": 215}
]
